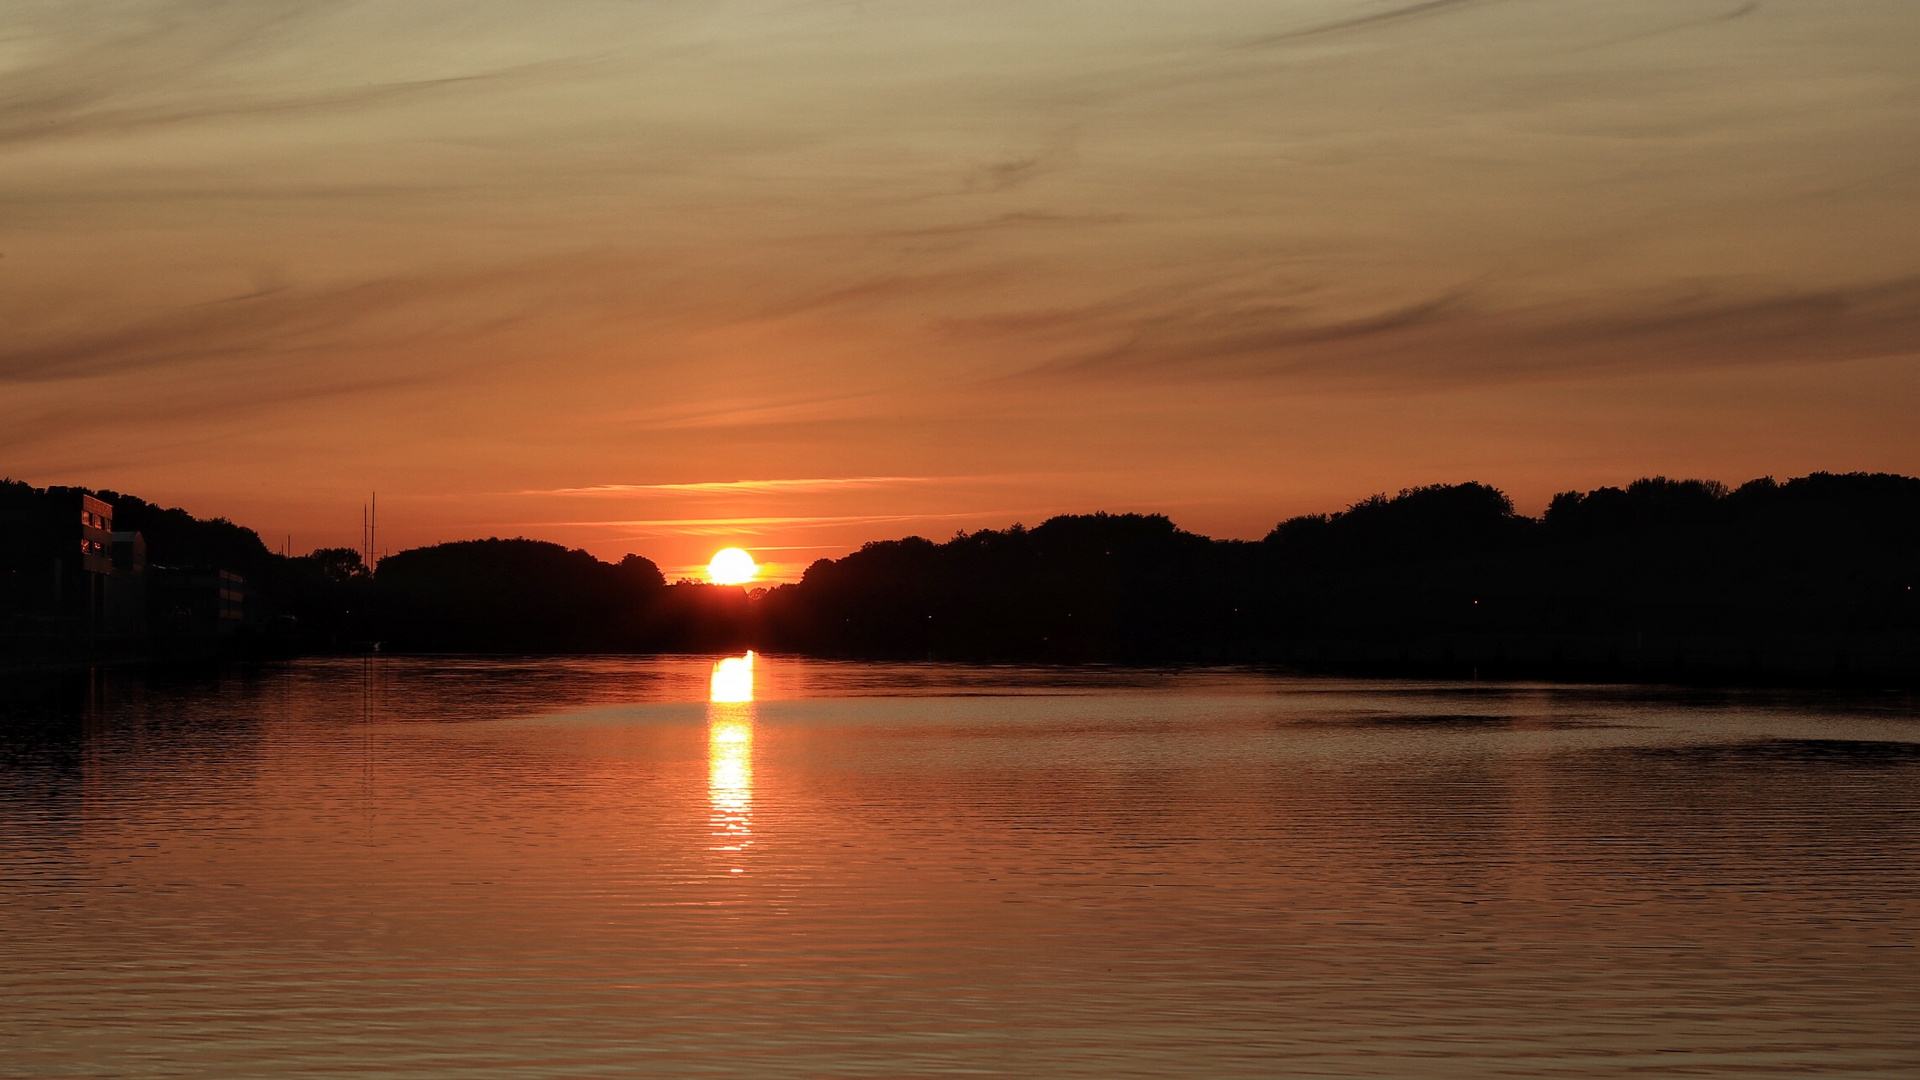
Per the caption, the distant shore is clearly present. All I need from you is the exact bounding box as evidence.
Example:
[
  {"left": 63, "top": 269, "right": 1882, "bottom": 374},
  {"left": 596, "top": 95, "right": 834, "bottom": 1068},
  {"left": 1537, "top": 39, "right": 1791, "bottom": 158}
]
[
  {"left": 7, "top": 472, "right": 1917, "bottom": 691},
  {"left": 8, "top": 639, "right": 1915, "bottom": 696}
]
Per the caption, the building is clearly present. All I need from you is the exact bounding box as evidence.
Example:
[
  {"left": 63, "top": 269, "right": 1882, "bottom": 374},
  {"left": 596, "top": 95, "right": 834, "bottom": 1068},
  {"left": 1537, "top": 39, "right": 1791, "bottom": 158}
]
[
  {"left": 2, "top": 480, "right": 257, "bottom": 647},
  {"left": 0, "top": 486, "right": 122, "bottom": 634},
  {"left": 150, "top": 568, "right": 246, "bottom": 637},
  {"left": 75, "top": 493, "right": 114, "bottom": 631},
  {"left": 107, "top": 531, "right": 148, "bottom": 634}
]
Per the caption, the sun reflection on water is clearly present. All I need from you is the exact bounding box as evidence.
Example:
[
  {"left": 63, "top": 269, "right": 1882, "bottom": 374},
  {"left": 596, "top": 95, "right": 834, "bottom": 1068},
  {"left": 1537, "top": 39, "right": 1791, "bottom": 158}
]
[
  {"left": 707, "top": 653, "right": 755, "bottom": 871},
  {"left": 709, "top": 651, "right": 754, "bottom": 703}
]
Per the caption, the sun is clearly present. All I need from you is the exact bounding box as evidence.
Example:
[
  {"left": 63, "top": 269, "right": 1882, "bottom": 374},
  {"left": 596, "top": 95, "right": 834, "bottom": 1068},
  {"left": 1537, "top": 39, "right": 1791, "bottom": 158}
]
[{"left": 706, "top": 547, "right": 759, "bottom": 585}]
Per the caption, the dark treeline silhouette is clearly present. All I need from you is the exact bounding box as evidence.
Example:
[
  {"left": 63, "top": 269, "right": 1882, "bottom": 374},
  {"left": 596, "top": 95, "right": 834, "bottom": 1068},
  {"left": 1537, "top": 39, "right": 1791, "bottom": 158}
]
[
  {"left": 5, "top": 472, "right": 1916, "bottom": 684},
  {"left": 376, "top": 539, "right": 749, "bottom": 653},
  {"left": 759, "top": 513, "right": 1247, "bottom": 660},
  {"left": 755, "top": 473, "right": 1919, "bottom": 681}
]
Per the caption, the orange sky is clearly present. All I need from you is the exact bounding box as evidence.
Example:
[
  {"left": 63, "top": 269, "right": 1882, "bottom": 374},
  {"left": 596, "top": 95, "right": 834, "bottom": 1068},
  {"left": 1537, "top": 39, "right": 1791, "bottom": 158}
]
[{"left": 3, "top": 0, "right": 1917, "bottom": 581}]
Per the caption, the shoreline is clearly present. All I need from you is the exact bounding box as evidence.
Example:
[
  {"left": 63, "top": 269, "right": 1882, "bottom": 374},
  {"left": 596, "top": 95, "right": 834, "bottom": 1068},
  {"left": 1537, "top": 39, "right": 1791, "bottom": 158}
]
[{"left": 6, "top": 643, "right": 1915, "bottom": 696}]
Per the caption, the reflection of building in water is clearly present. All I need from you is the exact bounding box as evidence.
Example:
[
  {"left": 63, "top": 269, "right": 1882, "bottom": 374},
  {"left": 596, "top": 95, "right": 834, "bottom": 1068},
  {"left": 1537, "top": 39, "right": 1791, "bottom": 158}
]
[{"left": 707, "top": 652, "right": 756, "bottom": 870}]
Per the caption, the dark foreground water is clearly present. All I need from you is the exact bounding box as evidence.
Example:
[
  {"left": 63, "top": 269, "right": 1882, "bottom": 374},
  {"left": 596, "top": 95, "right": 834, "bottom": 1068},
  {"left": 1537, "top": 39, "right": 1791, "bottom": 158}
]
[{"left": 2, "top": 657, "right": 1917, "bottom": 1078}]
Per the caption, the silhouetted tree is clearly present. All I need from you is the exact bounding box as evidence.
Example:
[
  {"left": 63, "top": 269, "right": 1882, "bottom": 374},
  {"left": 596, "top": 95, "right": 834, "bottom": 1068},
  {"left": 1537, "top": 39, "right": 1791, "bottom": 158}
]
[
  {"left": 374, "top": 539, "right": 670, "bottom": 651},
  {"left": 762, "top": 513, "right": 1257, "bottom": 660},
  {"left": 92, "top": 489, "right": 278, "bottom": 578},
  {"left": 760, "top": 476, "right": 1918, "bottom": 679},
  {"left": 298, "top": 548, "right": 368, "bottom": 585}
]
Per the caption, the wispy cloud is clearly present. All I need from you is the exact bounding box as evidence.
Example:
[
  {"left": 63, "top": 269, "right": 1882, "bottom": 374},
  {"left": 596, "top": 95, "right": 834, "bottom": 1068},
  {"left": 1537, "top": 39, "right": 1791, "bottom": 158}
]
[
  {"left": 1008, "top": 277, "right": 1920, "bottom": 389},
  {"left": 545, "top": 510, "right": 1022, "bottom": 534},
  {"left": 1239, "top": 0, "right": 1498, "bottom": 48},
  {"left": 513, "top": 477, "right": 943, "bottom": 497}
]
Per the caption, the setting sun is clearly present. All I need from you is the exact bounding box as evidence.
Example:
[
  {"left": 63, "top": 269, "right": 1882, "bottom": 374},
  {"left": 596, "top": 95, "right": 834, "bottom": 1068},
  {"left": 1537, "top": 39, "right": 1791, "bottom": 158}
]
[{"left": 706, "top": 547, "right": 759, "bottom": 585}]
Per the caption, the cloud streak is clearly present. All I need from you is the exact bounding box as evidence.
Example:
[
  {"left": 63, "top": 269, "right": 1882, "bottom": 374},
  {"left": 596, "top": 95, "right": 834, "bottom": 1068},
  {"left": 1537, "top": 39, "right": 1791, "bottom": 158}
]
[
  {"left": 513, "top": 476, "right": 977, "bottom": 497},
  {"left": 1014, "top": 277, "right": 1920, "bottom": 389},
  {"left": 1241, "top": 0, "right": 1501, "bottom": 48},
  {"left": 542, "top": 510, "right": 1030, "bottom": 537}
]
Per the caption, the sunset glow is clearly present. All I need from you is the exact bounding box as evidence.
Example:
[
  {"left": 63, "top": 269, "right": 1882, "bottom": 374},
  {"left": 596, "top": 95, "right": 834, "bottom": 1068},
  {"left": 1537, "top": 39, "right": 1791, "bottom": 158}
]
[
  {"left": 706, "top": 548, "right": 759, "bottom": 586},
  {"left": 4, "top": 2, "right": 1912, "bottom": 569}
]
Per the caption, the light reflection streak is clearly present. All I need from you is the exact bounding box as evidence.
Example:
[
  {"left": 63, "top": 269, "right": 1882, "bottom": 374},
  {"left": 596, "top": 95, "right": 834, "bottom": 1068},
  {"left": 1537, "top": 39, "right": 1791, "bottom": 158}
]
[{"left": 707, "top": 653, "right": 755, "bottom": 872}]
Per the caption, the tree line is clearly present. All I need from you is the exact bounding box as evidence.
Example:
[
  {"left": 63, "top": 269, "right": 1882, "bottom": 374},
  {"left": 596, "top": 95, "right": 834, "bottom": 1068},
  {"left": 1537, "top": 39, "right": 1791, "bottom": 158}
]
[
  {"left": 6, "top": 472, "right": 1916, "bottom": 682},
  {"left": 760, "top": 474, "right": 1918, "bottom": 679}
]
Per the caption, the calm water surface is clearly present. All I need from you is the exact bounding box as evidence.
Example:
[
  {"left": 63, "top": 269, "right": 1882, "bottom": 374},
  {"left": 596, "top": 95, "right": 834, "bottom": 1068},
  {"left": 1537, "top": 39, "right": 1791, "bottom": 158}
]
[{"left": 3, "top": 656, "right": 1917, "bottom": 1077}]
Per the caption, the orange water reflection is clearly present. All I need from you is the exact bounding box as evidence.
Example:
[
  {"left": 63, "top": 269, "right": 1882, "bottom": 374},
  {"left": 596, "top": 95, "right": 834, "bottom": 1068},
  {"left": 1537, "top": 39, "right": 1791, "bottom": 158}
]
[
  {"left": 707, "top": 653, "right": 755, "bottom": 871},
  {"left": 8, "top": 659, "right": 1920, "bottom": 1076}
]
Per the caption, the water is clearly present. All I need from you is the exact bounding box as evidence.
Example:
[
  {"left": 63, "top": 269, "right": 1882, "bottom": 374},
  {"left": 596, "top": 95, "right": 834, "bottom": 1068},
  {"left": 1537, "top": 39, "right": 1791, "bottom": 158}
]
[{"left": 3, "top": 656, "right": 1917, "bottom": 1078}]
